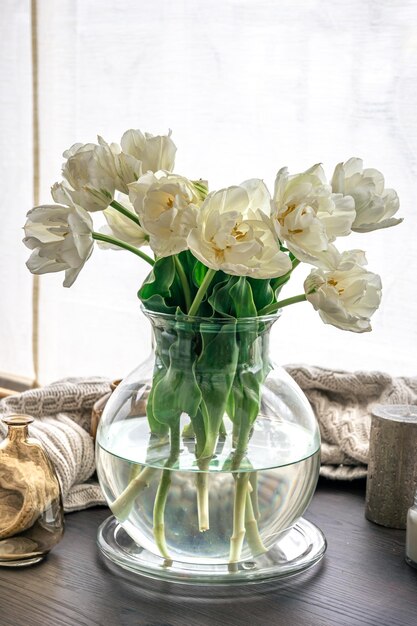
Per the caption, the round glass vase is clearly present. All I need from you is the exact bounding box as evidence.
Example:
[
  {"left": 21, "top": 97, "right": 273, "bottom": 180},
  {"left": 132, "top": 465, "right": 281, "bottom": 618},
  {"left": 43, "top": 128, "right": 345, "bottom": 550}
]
[{"left": 96, "top": 310, "right": 326, "bottom": 584}]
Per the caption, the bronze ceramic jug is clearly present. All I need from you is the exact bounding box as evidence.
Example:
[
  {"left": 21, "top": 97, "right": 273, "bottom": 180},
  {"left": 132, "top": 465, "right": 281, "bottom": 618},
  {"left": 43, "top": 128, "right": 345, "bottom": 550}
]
[{"left": 0, "top": 414, "right": 64, "bottom": 566}]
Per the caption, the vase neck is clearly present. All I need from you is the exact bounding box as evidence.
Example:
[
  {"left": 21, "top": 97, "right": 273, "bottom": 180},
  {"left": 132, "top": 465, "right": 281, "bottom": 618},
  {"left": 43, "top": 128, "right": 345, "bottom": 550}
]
[
  {"left": 144, "top": 310, "right": 278, "bottom": 336},
  {"left": 2, "top": 414, "right": 34, "bottom": 443},
  {"left": 145, "top": 311, "right": 275, "bottom": 374}
]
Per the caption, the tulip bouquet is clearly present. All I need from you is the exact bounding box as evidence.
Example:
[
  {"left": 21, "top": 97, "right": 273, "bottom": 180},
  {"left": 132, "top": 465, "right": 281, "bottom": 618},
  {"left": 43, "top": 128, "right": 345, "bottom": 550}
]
[{"left": 24, "top": 128, "right": 402, "bottom": 565}]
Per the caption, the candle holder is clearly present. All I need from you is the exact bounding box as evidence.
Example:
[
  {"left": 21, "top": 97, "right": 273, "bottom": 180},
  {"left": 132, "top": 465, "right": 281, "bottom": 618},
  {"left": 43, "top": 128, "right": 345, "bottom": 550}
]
[{"left": 365, "top": 405, "right": 417, "bottom": 529}]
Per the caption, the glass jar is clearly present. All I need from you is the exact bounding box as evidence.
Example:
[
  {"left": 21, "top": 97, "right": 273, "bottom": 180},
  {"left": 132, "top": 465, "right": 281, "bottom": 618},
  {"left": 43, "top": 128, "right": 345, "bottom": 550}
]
[
  {"left": 96, "top": 311, "right": 325, "bottom": 583},
  {"left": 406, "top": 492, "right": 417, "bottom": 569},
  {"left": 0, "top": 415, "right": 64, "bottom": 566}
]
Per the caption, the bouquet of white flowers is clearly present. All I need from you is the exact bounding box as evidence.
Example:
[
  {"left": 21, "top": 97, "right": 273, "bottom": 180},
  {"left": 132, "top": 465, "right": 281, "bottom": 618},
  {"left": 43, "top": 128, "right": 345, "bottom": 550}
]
[{"left": 24, "top": 128, "right": 402, "bottom": 567}]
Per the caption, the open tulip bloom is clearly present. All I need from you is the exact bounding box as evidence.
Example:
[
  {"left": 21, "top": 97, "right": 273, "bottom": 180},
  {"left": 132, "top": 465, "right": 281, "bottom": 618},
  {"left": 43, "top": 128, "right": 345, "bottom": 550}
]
[{"left": 24, "top": 129, "right": 402, "bottom": 564}]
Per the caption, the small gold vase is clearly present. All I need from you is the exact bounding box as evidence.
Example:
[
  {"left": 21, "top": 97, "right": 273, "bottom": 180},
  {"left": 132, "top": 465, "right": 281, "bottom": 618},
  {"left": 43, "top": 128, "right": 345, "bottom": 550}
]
[{"left": 0, "top": 414, "right": 64, "bottom": 566}]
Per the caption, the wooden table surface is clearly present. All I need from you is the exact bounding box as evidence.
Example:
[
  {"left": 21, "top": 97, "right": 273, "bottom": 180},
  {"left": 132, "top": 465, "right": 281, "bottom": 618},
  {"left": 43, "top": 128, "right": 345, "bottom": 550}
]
[{"left": 0, "top": 479, "right": 416, "bottom": 626}]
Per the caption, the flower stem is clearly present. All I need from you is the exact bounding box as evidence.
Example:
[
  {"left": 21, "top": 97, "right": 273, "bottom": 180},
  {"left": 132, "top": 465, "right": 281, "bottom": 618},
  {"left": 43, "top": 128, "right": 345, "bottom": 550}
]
[
  {"left": 196, "top": 428, "right": 220, "bottom": 531},
  {"left": 227, "top": 418, "right": 253, "bottom": 570},
  {"left": 231, "top": 421, "right": 252, "bottom": 471},
  {"left": 229, "top": 473, "right": 250, "bottom": 568},
  {"left": 188, "top": 268, "right": 216, "bottom": 316},
  {"left": 174, "top": 256, "right": 192, "bottom": 311},
  {"left": 259, "top": 293, "right": 307, "bottom": 316},
  {"left": 196, "top": 464, "right": 210, "bottom": 532},
  {"left": 111, "top": 465, "right": 157, "bottom": 521},
  {"left": 92, "top": 232, "right": 154, "bottom": 266},
  {"left": 153, "top": 423, "right": 180, "bottom": 560},
  {"left": 153, "top": 469, "right": 173, "bottom": 560},
  {"left": 244, "top": 488, "right": 266, "bottom": 556},
  {"left": 249, "top": 472, "right": 260, "bottom": 520},
  {"left": 110, "top": 199, "right": 141, "bottom": 226}
]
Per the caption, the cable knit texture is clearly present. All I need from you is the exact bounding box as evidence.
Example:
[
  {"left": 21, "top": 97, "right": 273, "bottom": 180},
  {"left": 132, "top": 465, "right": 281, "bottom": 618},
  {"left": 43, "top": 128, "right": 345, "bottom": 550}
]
[
  {"left": 0, "top": 378, "right": 110, "bottom": 512},
  {"left": 286, "top": 365, "right": 417, "bottom": 479},
  {"left": 1, "top": 369, "right": 416, "bottom": 511}
]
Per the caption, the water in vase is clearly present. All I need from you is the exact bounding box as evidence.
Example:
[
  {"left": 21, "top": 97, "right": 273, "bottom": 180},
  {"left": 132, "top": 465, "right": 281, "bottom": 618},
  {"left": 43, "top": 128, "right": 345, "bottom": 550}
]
[{"left": 96, "top": 416, "right": 320, "bottom": 565}]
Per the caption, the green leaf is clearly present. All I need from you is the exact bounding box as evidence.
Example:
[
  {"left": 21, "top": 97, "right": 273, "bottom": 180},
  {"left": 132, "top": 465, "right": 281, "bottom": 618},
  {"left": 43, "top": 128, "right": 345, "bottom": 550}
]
[
  {"left": 225, "top": 387, "right": 235, "bottom": 422},
  {"left": 177, "top": 250, "right": 197, "bottom": 282},
  {"left": 247, "top": 278, "right": 274, "bottom": 313},
  {"left": 270, "top": 270, "right": 291, "bottom": 300},
  {"left": 138, "top": 256, "right": 190, "bottom": 312},
  {"left": 207, "top": 276, "right": 238, "bottom": 317},
  {"left": 146, "top": 325, "right": 179, "bottom": 434},
  {"left": 153, "top": 324, "right": 177, "bottom": 370},
  {"left": 192, "top": 180, "right": 209, "bottom": 201},
  {"left": 189, "top": 407, "right": 207, "bottom": 459},
  {"left": 229, "top": 277, "right": 257, "bottom": 318},
  {"left": 196, "top": 270, "right": 231, "bottom": 317},
  {"left": 237, "top": 368, "right": 263, "bottom": 425},
  {"left": 140, "top": 293, "right": 177, "bottom": 314},
  {"left": 151, "top": 325, "right": 202, "bottom": 426},
  {"left": 192, "top": 260, "right": 208, "bottom": 288},
  {"left": 208, "top": 276, "right": 259, "bottom": 319},
  {"left": 146, "top": 368, "right": 170, "bottom": 436},
  {"left": 138, "top": 257, "right": 177, "bottom": 313},
  {"left": 226, "top": 314, "right": 271, "bottom": 449},
  {"left": 196, "top": 323, "right": 239, "bottom": 458}
]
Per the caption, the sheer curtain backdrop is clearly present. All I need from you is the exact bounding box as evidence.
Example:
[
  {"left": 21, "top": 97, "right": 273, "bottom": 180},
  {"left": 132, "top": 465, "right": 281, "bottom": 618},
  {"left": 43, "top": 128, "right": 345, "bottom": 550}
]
[{"left": 1, "top": 0, "right": 416, "bottom": 384}]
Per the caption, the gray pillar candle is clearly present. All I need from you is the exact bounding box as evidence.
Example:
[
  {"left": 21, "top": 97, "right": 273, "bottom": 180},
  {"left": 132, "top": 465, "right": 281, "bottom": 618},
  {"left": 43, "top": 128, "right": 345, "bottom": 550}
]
[{"left": 365, "top": 405, "right": 417, "bottom": 529}]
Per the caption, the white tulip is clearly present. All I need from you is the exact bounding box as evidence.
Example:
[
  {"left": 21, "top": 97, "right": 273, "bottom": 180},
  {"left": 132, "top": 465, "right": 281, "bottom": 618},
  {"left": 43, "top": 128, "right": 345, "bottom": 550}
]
[
  {"left": 331, "top": 158, "right": 402, "bottom": 232},
  {"left": 59, "top": 129, "right": 176, "bottom": 213},
  {"left": 61, "top": 142, "right": 116, "bottom": 211},
  {"left": 98, "top": 202, "right": 148, "bottom": 249},
  {"left": 23, "top": 204, "right": 94, "bottom": 287},
  {"left": 272, "top": 164, "right": 356, "bottom": 265},
  {"left": 121, "top": 129, "right": 176, "bottom": 174},
  {"left": 304, "top": 248, "right": 382, "bottom": 332},
  {"left": 96, "top": 137, "right": 142, "bottom": 194},
  {"left": 129, "top": 172, "right": 200, "bottom": 257},
  {"left": 188, "top": 180, "right": 292, "bottom": 279},
  {"left": 51, "top": 180, "right": 75, "bottom": 205}
]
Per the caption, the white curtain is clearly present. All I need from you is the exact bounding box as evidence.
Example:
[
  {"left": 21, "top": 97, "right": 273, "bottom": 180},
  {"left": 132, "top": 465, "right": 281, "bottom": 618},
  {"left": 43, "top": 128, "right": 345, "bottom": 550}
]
[
  {"left": 1, "top": 0, "right": 417, "bottom": 383},
  {"left": 1, "top": 1, "right": 34, "bottom": 382}
]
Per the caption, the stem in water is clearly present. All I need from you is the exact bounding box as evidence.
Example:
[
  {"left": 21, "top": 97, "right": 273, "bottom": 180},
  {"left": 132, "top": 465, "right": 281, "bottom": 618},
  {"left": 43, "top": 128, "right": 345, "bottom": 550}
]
[
  {"left": 111, "top": 465, "right": 157, "bottom": 521},
  {"left": 152, "top": 423, "right": 180, "bottom": 560},
  {"left": 196, "top": 456, "right": 211, "bottom": 532},
  {"left": 229, "top": 473, "right": 250, "bottom": 569},
  {"left": 153, "top": 468, "right": 173, "bottom": 561},
  {"left": 249, "top": 471, "right": 260, "bottom": 520},
  {"left": 196, "top": 428, "right": 220, "bottom": 531},
  {"left": 244, "top": 488, "right": 266, "bottom": 556}
]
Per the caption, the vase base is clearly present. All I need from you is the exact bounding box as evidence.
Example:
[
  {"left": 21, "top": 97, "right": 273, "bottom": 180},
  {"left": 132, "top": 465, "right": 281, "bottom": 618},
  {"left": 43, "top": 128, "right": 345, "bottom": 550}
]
[
  {"left": 0, "top": 555, "right": 45, "bottom": 567},
  {"left": 97, "top": 515, "right": 326, "bottom": 585}
]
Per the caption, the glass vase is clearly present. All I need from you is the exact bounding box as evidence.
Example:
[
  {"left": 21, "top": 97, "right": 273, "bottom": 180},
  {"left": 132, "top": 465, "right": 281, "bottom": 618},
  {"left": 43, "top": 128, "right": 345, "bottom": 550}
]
[
  {"left": 96, "top": 310, "right": 326, "bottom": 584},
  {"left": 0, "top": 415, "right": 64, "bottom": 566}
]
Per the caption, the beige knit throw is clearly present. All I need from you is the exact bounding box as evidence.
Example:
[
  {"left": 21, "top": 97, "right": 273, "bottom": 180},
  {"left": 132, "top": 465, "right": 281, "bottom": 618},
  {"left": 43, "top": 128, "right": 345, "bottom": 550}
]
[
  {"left": 1, "top": 368, "right": 416, "bottom": 512},
  {"left": 286, "top": 365, "right": 417, "bottom": 479},
  {"left": 0, "top": 378, "right": 110, "bottom": 512}
]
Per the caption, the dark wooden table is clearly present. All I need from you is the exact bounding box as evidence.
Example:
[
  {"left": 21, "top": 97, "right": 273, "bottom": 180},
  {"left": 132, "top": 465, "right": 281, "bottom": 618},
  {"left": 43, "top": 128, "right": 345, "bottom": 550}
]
[{"left": 0, "top": 479, "right": 416, "bottom": 626}]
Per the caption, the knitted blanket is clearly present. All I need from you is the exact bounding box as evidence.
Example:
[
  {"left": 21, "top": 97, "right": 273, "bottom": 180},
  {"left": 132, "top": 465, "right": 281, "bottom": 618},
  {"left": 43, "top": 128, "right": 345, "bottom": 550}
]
[
  {"left": 0, "top": 378, "right": 110, "bottom": 512},
  {"left": 1, "top": 369, "right": 416, "bottom": 512},
  {"left": 287, "top": 366, "right": 417, "bottom": 479}
]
